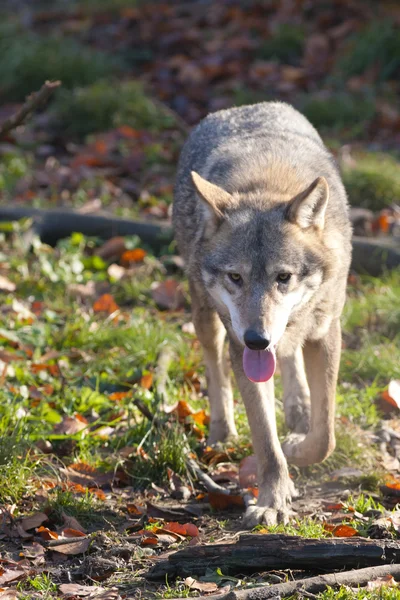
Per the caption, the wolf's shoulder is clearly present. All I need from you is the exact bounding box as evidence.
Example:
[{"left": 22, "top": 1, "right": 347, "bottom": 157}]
[{"left": 195, "top": 101, "right": 321, "bottom": 141}]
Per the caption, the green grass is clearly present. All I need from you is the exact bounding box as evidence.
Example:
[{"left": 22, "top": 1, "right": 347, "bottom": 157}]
[
  {"left": 54, "top": 80, "right": 177, "bottom": 138},
  {"left": 301, "top": 93, "right": 375, "bottom": 136},
  {"left": 0, "top": 25, "right": 122, "bottom": 101},
  {"left": 256, "top": 517, "right": 328, "bottom": 538},
  {"left": 316, "top": 587, "right": 400, "bottom": 600},
  {"left": 337, "top": 20, "right": 400, "bottom": 82},
  {"left": 17, "top": 574, "right": 59, "bottom": 600},
  {"left": 343, "top": 152, "right": 400, "bottom": 210},
  {"left": 47, "top": 487, "right": 104, "bottom": 527},
  {"left": 257, "top": 24, "right": 305, "bottom": 64},
  {"left": 342, "top": 272, "right": 400, "bottom": 339}
]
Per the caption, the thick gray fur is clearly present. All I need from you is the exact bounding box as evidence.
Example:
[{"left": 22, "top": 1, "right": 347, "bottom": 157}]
[{"left": 173, "top": 101, "right": 352, "bottom": 527}]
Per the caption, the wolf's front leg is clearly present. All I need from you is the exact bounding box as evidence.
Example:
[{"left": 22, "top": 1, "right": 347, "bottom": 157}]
[
  {"left": 230, "top": 342, "right": 295, "bottom": 528},
  {"left": 283, "top": 318, "right": 340, "bottom": 467},
  {"left": 279, "top": 347, "right": 310, "bottom": 434},
  {"left": 190, "top": 282, "right": 238, "bottom": 445}
]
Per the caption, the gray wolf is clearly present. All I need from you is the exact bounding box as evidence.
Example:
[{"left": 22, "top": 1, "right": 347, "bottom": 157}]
[{"left": 173, "top": 102, "right": 352, "bottom": 527}]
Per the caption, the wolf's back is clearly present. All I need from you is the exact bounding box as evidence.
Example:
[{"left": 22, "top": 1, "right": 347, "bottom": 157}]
[{"left": 173, "top": 102, "right": 350, "bottom": 257}]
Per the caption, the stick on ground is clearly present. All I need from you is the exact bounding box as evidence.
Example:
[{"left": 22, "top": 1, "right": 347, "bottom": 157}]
[
  {"left": 222, "top": 563, "right": 400, "bottom": 600},
  {"left": 0, "top": 80, "right": 61, "bottom": 138}
]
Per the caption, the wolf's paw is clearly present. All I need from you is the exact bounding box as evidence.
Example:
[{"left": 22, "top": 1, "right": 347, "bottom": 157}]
[
  {"left": 243, "top": 505, "right": 290, "bottom": 528},
  {"left": 284, "top": 398, "right": 310, "bottom": 434},
  {"left": 207, "top": 420, "right": 238, "bottom": 446},
  {"left": 242, "top": 475, "right": 296, "bottom": 528},
  {"left": 283, "top": 432, "right": 335, "bottom": 467}
]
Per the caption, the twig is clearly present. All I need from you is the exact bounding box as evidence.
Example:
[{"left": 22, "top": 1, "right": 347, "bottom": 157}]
[
  {"left": 0, "top": 80, "right": 61, "bottom": 138},
  {"left": 45, "top": 536, "right": 88, "bottom": 547},
  {"left": 133, "top": 397, "right": 159, "bottom": 426},
  {"left": 150, "top": 95, "right": 190, "bottom": 137},
  {"left": 186, "top": 458, "right": 231, "bottom": 495},
  {"left": 221, "top": 564, "right": 400, "bottom": 600}
]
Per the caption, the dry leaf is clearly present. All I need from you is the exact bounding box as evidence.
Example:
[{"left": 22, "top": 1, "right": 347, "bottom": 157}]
[
  {"left": 367, "top": 574, "right": 398, "bottom": 590},
  {"left": 151, "top": 279, "right": 185, "bottom": 310},
  {"left": 0, "top": 569, "right": 28, "bottom": 585},
  {"left": 52, "top": 538, "right": 90, "bottom": 555},
  {"left": 185, "top": 577, "right": 218, "bottom": 593},
  {"left": 96, "top": 237, "right": 126, "bottom": 260},
  {"left": 59, "top": 583, "right": 105, "bottom": 597},
  {"left": 21, "top": 541, "right": 46, "bottom": 559},
  {"left": 0, "top": 590, "right": 19, "bottom": 599},
  {"left": 20, "top": 512, "right": 48, "bottom": 532},
  {"left": 0, "top": 275, "right": 16, "bottom": 292},
  {"left": 107, "top": 264, "right": 126, "bottom": 281},
  {"left": 55, "top": 415, "right": 88, "bottom": 435}
]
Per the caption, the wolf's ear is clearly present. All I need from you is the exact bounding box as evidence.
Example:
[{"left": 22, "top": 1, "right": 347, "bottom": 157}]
[
  {"left": 287, "top": 177, "right": 329, "bottom": 229},
  {"left": 191, "top": 171, "right": 234, "bottom": 221}
]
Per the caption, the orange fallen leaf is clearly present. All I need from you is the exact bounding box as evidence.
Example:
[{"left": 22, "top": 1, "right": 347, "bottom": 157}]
[
  {"left": 121, "top": 248, "right": 147, "bottom": 266},
  {"left": 163, "top": 522, "right": 199, "bottom": 538},
  {"left": 93, "top": 294, "right": 119, "bottom": 315},
  {"left": 89, "top": 488, "right": 106, "bottom": 501},
  {"left": 36, "top": 526, "right": 58, "bottom": 540},
  {"left": 109, "top": 391, "right": 132, "bottom": 401},
  {"left": 93, "top": 139, "right": 108, "bottom": 155},
  {"left": 31, "top": 363, "right": 60, "bottom": 376},
  {"left": 382, "top": 380, "right": 400, "bottom": 409},
  {"left": 323, "top": 502, "right": 347, "bottom": 511},
  {"left": 127, "top": 503, "right": 146, "bottom": 515},
  {"left": 332, "top": 524, "right": 358, "bottom": 537},
  {"left": 192, "top": 409, "right": 210, "bottom": 426},
  {"left": 140, "top": 372, "right": 153, "bottom": 389},
  {"left": 176, "top": 400, "right": 197, "bottom": 422},
  {"left": 118, "top": 125, "right": 141, "bottom": 138},
  {"left": 141, "top": 537, "right": 158, "bottom": 546},
  {"left": 208, "top": 492, "right": 244, "bottom": 510},
  {"left": 62, "top": 528, "right": 86, "bottom": 538}
]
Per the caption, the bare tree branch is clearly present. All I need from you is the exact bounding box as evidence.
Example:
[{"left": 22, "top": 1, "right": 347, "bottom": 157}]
[{"left": 0, "top": 80, "right": 61, "bottom": 138}]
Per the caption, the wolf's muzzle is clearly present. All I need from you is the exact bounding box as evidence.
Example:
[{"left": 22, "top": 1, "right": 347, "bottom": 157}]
[{"left": 244, "top": 329, "right": 270, "bottom": 351}]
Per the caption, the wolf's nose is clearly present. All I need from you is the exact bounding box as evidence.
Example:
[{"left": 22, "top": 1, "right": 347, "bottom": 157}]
[{"left": 244, "top": 330, "right": 270, "bottom": 351}]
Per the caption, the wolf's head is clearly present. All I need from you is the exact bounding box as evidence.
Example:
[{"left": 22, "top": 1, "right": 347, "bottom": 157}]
[{"left": 191, "top": 171, "right": 334, "bottom": 382}]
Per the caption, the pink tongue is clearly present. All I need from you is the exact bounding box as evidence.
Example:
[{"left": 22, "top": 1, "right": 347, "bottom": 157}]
[{"left": 243, "top": 347, "right": 276, "bottom": 383}]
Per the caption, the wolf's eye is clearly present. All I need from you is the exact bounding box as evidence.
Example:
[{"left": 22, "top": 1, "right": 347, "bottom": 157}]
[
  {"left": 228, "top": 273, "right": 242, "bottom": 284},
  {"left": 277, "top": 272, "right": 291, "bottom": 283}
]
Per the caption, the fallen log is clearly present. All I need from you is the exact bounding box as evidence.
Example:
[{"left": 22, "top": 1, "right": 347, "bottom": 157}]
[
  {"left": 204, "top": 564, "right": 400, "bottom": 600},
  {"left": 147, "top": 534, "right": 400, "bottom": 580},
  {"left": 0, "top": 206, "right": 172, "bottom": 251},
  {"left": 352, "top": 236, "right": 400, "bottom": 276},
  {"left": 0, "top": 207, "right": 399, "bottom": 274}
]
